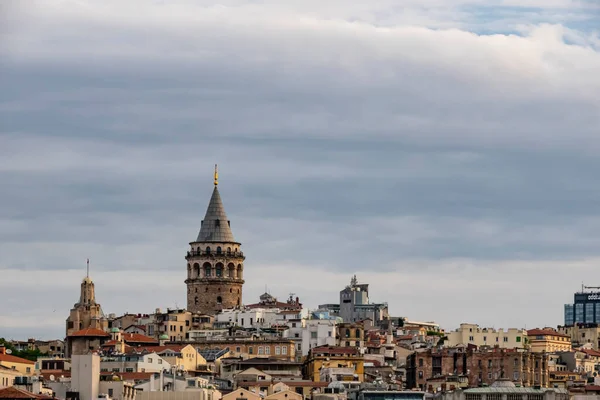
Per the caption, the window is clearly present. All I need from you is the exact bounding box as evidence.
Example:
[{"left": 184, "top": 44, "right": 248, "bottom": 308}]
[
  {"left": 275, "top": 346, "right": 281, "bottom": 355},
  {"left": 126, "top": 368, "right": 134, "bottom": 373},
  {"left": 488, "top": 360, "right": 492, "bottom": 368},
  {"left": 328, "top": 331, "right": 332, "bottom": 337},
  {"left": 504, "top": 337, "right": 508, "bottom": 342},
  {"left": 236, "top": 347, "right": 241, "bottom": 352},
  {"left": 356, "top": 329, "right": 361, "bottom": 338},
  {"left": 516, "top": 336, "right": 521, "bottom": 342},
  {"left": 158, "top": 359, "right": 163, "bottom": 364},
  {"left": 469, "top": 336, "right": 474, "bottom": 341},
  {"left": 26, "top": 367, "right": 31, "bottom": 373},
  {"left": 419, "top": 358, "right": 424, "bottom": 367},
  {"left": 292, "top": 323, "right": 297, "bottom": 328},
  {"left": 217, "top": 296, "right": 222, "bottom": 304},
  {"left": 180, "top": 326, "right": 183, "bottom": 332},
  {"left": 311, "top": 332, "right": 317, "bottom": 339},
  {"left": 346, "top": 329, "right": 351, "bottom": 338},
  {"left": 282, "top": 346, "right": 287, "bottom": 355},
  {"left": 265, "top": 346, "right": 270, "bottom": 355},
  {"left": 418, "top": 371, "right": 423, "bottom": 379},
  {"left": 483, "top": 336, "right": 487, "bottom": 342},
  {"left": 514, "top": 372, "right": 520, "bottom": 380},
  {"left": 148, "top": 358, "right": 153, "bottom": 363},
  {"left": 258, "top": 346, "right": 264, "bottom": 355},
  {"left": 249, "top": 347, "right": 253, "bottom": 354},
  {"left": 108, "top": 389, "right": 114, "bottom": 397}
]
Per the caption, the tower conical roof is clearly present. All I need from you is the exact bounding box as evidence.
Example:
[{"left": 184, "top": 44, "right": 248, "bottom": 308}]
[{"left": 196, "top": 186, "right": 237, "bottom": 243}]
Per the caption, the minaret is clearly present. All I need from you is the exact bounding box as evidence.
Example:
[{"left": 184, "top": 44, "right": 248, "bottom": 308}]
[{"left": 185, "top": 166, "right": 245, "bottom": 314}]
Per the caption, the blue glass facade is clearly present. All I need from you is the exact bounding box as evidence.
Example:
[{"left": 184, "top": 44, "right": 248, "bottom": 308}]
[{"left": 564, "top": 292, "right": 600, "bottom": 326}]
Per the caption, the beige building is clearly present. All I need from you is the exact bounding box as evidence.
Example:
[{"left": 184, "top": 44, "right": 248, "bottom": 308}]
[
  {"left": 0, "top": 347, "right": 35, "bottom": 376},
  {"left": 128, "top": 344, "right": 207, "bottom": 372},
  {"left": 186, "top": 168, "right": 245, "bottom": 315},
  {"left": 558, "top": 325, "right": 600, "bottom": 349},
  {"left": 0, "top": 365, "right": 19, "bottom": 388},
  {"left": 223, "top": 388, "right": 261, "bottom": 400},
  {"left": 193, "top": 338, "right": 296, "bottom": 361},
  {"left": 527, "top": 329, "right": 572, "bottom": 353},
  {"left": 446, "top": 323, "right": 527, "bottom": 349},
  {"left": 66, "top": 273, "right": 108, "bottom": 338}
]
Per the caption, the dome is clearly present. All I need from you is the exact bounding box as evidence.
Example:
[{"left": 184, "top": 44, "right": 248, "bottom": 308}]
[
  {"left": 111, "top": 328, "right": 120, "bottom": 333},
  {"left": 491, "top": 379, "right": 516, "bottom": 388},
  {"left": 159, "top": 334, "right": 169, "bottom": 340}
]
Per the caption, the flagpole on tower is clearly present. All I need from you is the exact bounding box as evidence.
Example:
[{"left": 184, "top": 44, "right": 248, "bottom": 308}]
[{"left": 87, "top": 259, "right": 90, "bottom": 278}]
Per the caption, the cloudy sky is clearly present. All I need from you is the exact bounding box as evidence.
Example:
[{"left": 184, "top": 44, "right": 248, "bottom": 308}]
[{"left": 1, "top": 0, "right": 600, "bottom": 340}]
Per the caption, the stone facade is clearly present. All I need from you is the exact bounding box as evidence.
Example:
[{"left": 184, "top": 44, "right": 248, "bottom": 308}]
[
  {"left": 186, "top": 171, "right": 245, "bottom": 314},
  {"left": 66, "top": 275, "right": 108, "bottom": 338},
  {"left": 406, "top": 347, "right": 549, "bottom": 392}
]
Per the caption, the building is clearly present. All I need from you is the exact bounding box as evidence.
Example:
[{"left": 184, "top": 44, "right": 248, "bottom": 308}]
[
  {"left": 185, "top": 166, "right": 245, "bottom": 314},
  {"left": 192, "top": 338, "right": 296, "bottom": 361},
  {"left": 304, "top": 346, "right": 365, "bottom": 382},
  {"left": 301, "top": 316, "right": 338, "bottom": 356},
  {"left": 557, "top": 325, "right": 600, "bottom": 350},
  {"left": 66, "top": 272, "right": 109, "bottom": 338},
  {"left": 319, "top": 276, "right": 388, "bottom": 326},
  {"left": 526, "top": 329, "right": 572, "bottom": 353},
  {"left": 220, "top": 358, "right": 302, "bottom": 381},
  {"left": 0, "top": 386, "right": 56, "bottom": 400},
  {"left": 0, "top": 347, "right": 35, "bottom": 376},
  {"left": 440, "top": 382, "right": 568, "bottom": 400},
  {"left": 336, "top": 323, "right": 365, "bottom": 349},
  {"left": 445, "top": 324, "right": 527, "bottom": 349},
  {"left": 406, "top": 347, "right": 549, "bottom": 392},
  {"left": 100, "top": 352, "right": 171, "bottom": 373},
  {"left": 564, "top": 287, "right": 600, "bottom": 326},
  {"left": 66, "top": 328, "right": 111, "bottom": 357}
]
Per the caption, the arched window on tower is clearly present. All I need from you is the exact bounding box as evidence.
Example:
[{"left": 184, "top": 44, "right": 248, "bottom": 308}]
[
  {"left": 227, "top": 247, "right": 231, "bottom": 255},
  {"left": 228, "top": 263, "right": 235, "bottom": 278},
  {"left": 217, "top": 246, "right": 222, "bottom": 255},
  {"left": 346, "top": 328, "right": 351, "bottom": 338},
  {"left": 194, "top": 296, "right": 199, "bottom": 305},
  {"left": 216, "top": 263, "right": 223, "bottom": 277},
  {"left": 193, "top": 263, "right": 200, "bottom": 278},
  {"left": 356, "top": 329, "right": 361, "bottom": 338},
  {"left": 217, "top": 296, "right": 222, "bottom": 304},
  {"left": 205, "top": 247, "right": 211, "bottom": 254},
  {"left": 237, "top": 264, "right": 243, "bottom": 280},
  {"left": 203, "top": 262, "right": 212, "bottom": 277}
]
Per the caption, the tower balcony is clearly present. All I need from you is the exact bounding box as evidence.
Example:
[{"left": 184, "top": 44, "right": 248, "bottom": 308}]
[
  {"left": 185, "top": 250, "right": 244, "bottom": 259},
  {"left": 185, "top": 277, "right": 245, "bottom": 284}
]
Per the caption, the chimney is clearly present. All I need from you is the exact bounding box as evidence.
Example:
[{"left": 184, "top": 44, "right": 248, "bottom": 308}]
[{"left": 0, "top": 345, "right": 6, "bottom": 355}]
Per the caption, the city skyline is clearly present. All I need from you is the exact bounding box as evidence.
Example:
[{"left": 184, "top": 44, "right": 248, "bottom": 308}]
[{"left": 2, "top": 1, "right": 600, "bottom": 339}]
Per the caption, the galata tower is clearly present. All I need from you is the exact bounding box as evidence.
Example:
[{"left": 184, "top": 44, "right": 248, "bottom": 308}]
[{"left": 185, "top": 166, "right": 245, "bottom": 314}]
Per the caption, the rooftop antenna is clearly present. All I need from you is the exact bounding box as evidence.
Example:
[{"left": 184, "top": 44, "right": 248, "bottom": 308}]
[
  {"left": 87, "top": 258, "right": 90, "bottom": 278},
  {"left": 214, "top": 164, "right": 218, "bottom": 186}
]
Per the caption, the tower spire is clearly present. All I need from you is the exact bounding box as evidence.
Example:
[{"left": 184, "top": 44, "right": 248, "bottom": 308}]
[{"left": 214, "top": 164, "right": 218, "bottom": 186}]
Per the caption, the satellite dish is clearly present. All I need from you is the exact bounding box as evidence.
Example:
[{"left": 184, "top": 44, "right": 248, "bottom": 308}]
[
  {"left": 49, "top": 375, "right": 56, "bottom": 382},
  {"left": 5, "top": 349, "right": 12, "bottom": 354}
]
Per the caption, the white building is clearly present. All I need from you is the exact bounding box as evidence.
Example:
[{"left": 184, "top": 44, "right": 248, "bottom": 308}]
[
  {"left": 72, "top": 354, "right": 101, "bottom": 400},
  {"left": 100, "top": 353, "right": 171, "bottom": 373},
  {"left": 445, "top": 323, "right": 527, "bottom": 348},
  {"left": 215, "top": 308, "right": 279, "bottom": 329},
  {"left": 301, "top": 319, "right": 337, "bottom": 356}
]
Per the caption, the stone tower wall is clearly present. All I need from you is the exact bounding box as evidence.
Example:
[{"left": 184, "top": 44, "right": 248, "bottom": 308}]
[
  {"left": 187, "top": 280, "right": 243, "bottom": 314},
  {"left": 185, "top": 242, "right": 245, "bottom": 314}
]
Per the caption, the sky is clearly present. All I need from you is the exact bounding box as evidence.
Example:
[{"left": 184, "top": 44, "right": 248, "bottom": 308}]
[{"left": 1, "top": 0, "right": 600, "bottom": 340}]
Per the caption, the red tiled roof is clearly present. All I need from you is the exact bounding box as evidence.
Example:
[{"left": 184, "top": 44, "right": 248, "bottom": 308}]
[
  {"left": 0, "top": 387, "right": 52, "bottom": 399},
  {"left": 120, "top": 333, "right": 158, "bottom": 343},
  {"left": 311, "top": 346, "right": 359, "bottom": 355},
  {"left": 126, "top": 345, "right": 186, "bottom": 354},
  {"left": 280, "top": 381, "right": 329, "bottom": 388},
  {"left": 68, "top": 328, "right": 110, "bottom": 337},
  {"left": 0, "top": 354, "right": 36, "bottom": 365},
  {"left": 527, "top": 329, "right": 570, "bottom": 338},
  {"left": 586, "top": 385, "right": 600, "bottom": 392},
  {"left": 581, "top": 348, "right": 600, "bottom": 357}
]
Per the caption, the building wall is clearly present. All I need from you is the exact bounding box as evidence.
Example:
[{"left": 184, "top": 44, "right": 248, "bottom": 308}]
[
  {"left": 71, "top": 354, "right": 101, "bottom": 400},
  {"left": 215, "top": 309, "right": 279, "bottom": 329},
  {"left": 558, "top": 325, "right": 600, "bottom": 350},
  {"left": 301, "top": 320, "right": 337, "bottom": 356},
  {"left": 101, "top": 354, "right": 171, "bottom": 373},
  {"left": 99, "top": 381, "right": 137, "bottom": 400},
  {"left": 186, "top": 243, "right": 245, "bottom": 314},
  {"left": 193, "top": 340, "right": 296, "bottom": 361},
  {"left": 137, "top": 389, "right": 221, "bottom": 400},
  {"left": 446, "top": 324, "right": 527, "bottom": 349},
  {"left": 305, "top": 354, "right": 365, "bottom": 382},
  {"left": 529, "top": 334, "right": 572, "bottom": 353},
  {"left": 406, "top": 349, "right": 549, "bottom": 392},
  {"left": 336, "top": 323, "right": 364, "bottom": 348},
  {"left": 0, "top": 368, "right": 19, "bottom": 388}
]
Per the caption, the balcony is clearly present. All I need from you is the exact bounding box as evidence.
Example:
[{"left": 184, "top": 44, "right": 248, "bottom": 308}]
[{"left": 186, "top": 250, "right": 244, "bottom": 258}]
